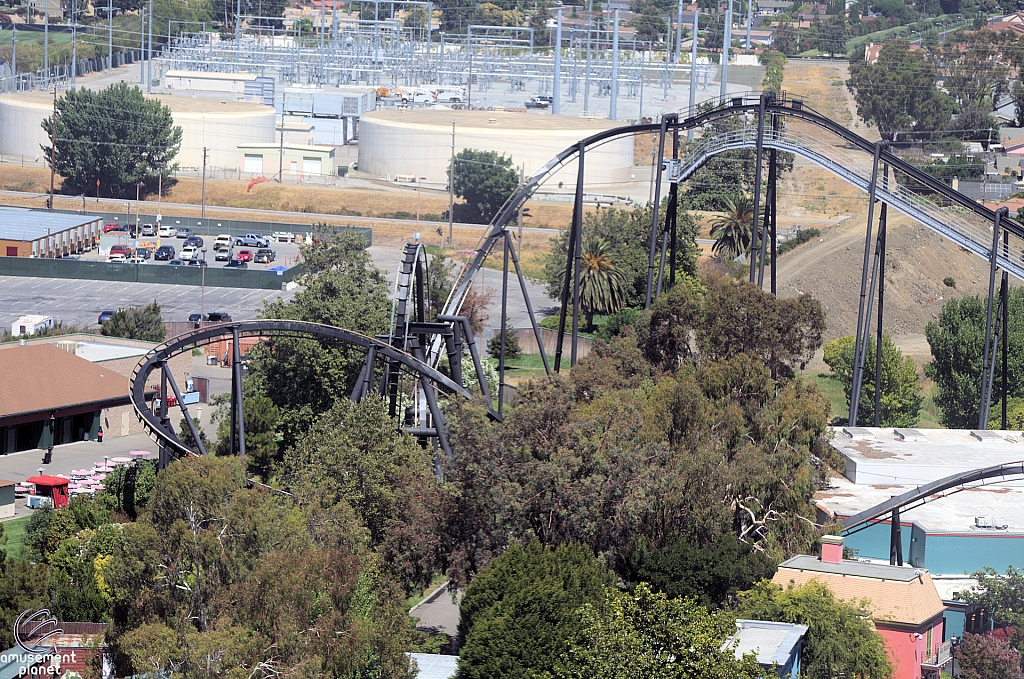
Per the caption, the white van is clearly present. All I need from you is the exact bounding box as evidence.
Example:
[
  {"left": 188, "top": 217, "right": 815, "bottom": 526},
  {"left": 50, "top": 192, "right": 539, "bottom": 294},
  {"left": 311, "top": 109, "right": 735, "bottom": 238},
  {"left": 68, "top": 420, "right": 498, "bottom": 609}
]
[
  {"left": 159, "top": 225, "right": 177, "bottom": 238},
  {"left": 214, "top": 234, "right": 233, "bottom": 251},
  {"left": 398, "top": 87, "right": 433, "bottom": 104},
  {"left": 434, "top": 86, "right": 465, "bottom": 103}
]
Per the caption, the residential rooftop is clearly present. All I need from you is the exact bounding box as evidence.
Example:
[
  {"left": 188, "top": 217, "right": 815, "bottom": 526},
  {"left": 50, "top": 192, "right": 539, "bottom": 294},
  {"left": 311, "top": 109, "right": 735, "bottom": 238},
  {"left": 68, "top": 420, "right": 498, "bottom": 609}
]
[{"left": 728, "top": 620, "right": 808, "bottom": 667}]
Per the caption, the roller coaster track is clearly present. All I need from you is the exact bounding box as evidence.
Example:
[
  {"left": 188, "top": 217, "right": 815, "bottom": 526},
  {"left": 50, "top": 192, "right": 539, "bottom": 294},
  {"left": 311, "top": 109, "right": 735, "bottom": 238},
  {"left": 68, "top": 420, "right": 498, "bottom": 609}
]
[
  {"left": 444, "top": 92, "right": 1024, "bottom": 319},
  {"left": 841, "top": 460, "right": 1024, "bottom": 534},
  {"left": 129, "top": 320, "right": 470, "bottom": 461}
]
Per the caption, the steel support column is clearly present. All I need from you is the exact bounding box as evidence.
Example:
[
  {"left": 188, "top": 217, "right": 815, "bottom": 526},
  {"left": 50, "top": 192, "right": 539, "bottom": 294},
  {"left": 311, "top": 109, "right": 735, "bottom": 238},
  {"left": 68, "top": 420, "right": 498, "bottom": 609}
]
[
  {"left": 873, "top": 201, "right": 888, "bottom": 426},
  {"left": 164, "top": 362, "right": 206, "bottom": 457},
  {"left": 770, "top": 148, "right": 777, "bottom": 295},
  {"left": 1002, "top": 231, "right": 1009, "bottom": 429},
  {"left": 979, "top": 207, "right": 1006, "bottom": 429},
  {"left": 506, "top": 230, "right": 550, "bottom": 374},
  {"left": 556, "top": 142, "right": 585, "bottom": 372},
  {"left": 233, "top": 326, "right": 246, "bottom": 457},
  {"left": 849, "top": 141, "right": 884, "bottom": 426},
  {"left": 757, "top": 145, "right": 776, "bottom": 289},
  {"left": 749, "top": 94, "right": 766, "bottom": 283},
  {"left": 498, "top": 232, "right": 509, "bottom": 415},
  {"left": 645, "top": 115, "right": 671, "bottom": 308},
  {"left": 889, "top": 506, "right": 903, "bottom": 566}
]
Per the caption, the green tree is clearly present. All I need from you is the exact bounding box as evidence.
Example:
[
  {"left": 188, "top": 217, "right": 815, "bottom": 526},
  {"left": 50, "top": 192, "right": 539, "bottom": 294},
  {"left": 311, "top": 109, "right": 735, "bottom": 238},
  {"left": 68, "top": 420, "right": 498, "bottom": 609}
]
[
  {"left": 456, "top": 542, "right": 614, "bottom": 679},
  {"left": 554, "top": 237, "right": 628, "bottom": 330},
  {"left": 404, "top": 6, "right": 428, "bottom": 28},
  {"left": 618, "top": 533, "right": 775, "bottom": 609},
  {"left": 543, "top": 202, "right": 700, "bottom": 309},
  {"left": 42, "top": 83, "right": 181, "bottom": 198},
  {"left": 813, "top": 16, "right": 848, "bottom": 57},
  {"left": 449, "top": 149, "right": 520, "bottom": 224},
  {"left": 924, "top": 289, "right": 1024, "bottom": 428},
  {"left": 0, "top": 523, "right": 50, "bottom": 649},
  {"left": 634, "top": 4, "right": 669, "bottom": 42},
  {"left": 554, "top": 583, "right": 764, "bottom": 679},
  {"left": 710, "top": 194, "right": 754, "bottom": 260},
  {"left": 247, "top": 225, "right": 390, "bottom": 451},
  {"left": 961, "top": 566, "right": 1024, "bottom": 653},
  {"left": 1012, "top": 78, "right": 1024, "bottom": 127},
  {"left": 823, "top": 333, "right": 923, "bottom": 427},
  {"left": 735, "top": 579, "right": 894, "bottom": 679},
  {"left": 214, "top": 392, "right": 279, "bottom": 482},
  {"left": 958, "top": 632, "right": 1022, "bottom": 679},
  {"left": 847, "top": 38, "right": 955, "bottom": 141},
  {"left": 101, "top": 300, "right": 166, "bottom": 342},
  {"left": 487, "top": 321, "right": 523, "bottom": 360}
]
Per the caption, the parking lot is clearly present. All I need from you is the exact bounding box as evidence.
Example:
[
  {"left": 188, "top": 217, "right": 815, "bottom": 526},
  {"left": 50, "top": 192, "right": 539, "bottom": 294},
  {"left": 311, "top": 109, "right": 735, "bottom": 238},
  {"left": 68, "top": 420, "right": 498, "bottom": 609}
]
[
  {"left": 89, "top": 228, "right": 304, "bottom": 270},
  {"left": 0, "top": 276, "right": 292, "bottom": 330}
]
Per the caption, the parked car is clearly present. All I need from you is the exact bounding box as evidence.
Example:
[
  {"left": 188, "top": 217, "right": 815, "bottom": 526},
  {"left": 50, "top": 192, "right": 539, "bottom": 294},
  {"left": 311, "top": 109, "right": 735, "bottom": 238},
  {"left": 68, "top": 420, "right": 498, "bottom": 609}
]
[
  {"left": 154, "top": 245, "right": 175, "bottom": 260},
  {"left": 98, "top": 310, "right": 115, "bottom": 323},
  {"left": 103, "top": 223, "right": 127, "bottom": 233},
  {"left": 109, "top": 244, "right": 131, "bottom": 257},
  {"left": 107, "top": 254, "right": 127, "bottom": 263},
  {"left": 215, "top": 248, "right": 233, "bottom": 262},
  {"left": 176, "top": 228, "right": 193, "bottom": 239},
  {"left": 159, "top": 225, "right": 177, "bottom": 238},
  {"left": 236, "top": 249, "right": 253, "bottom": 262},
  {"left": 127, "top": 256, "right": 147, "bottom": 264},
  {"left": 183, "top": 236, "right": 204, "bottom": 248},
  {"left": 254, "top": 248, "right": 276, "bottom": 264},
  {"left": 180, "top": 246, "right": 199, "bottom": 261},
  {"left": 168, "top": 258, "right": 185, "bottom": 266},
  {"left": 136, "top": 247, "right": 152, "bottom": 260},
  {"left": 234, "top": 233, "right": 269, "bottom": 248},
  {"left": 214, "top": 234, "right": 233, "bottom": 251},
  {"left": 187, "top": 259, "right": 208, "bottom": 267},
  {"left": 224, "top": 259, "right": 248, "bottom": 269},
  {"left": 525, "top": 97, "right": 550, "bottom": 109},
  {"left": 140, "top": 223, "right": 157, "bottom": 237},
  {"left": 206, "top": 312, "right": 232, "bottom": 322},
  {"left": 188, "top": 313, "right": 202, "bottom": 323}
]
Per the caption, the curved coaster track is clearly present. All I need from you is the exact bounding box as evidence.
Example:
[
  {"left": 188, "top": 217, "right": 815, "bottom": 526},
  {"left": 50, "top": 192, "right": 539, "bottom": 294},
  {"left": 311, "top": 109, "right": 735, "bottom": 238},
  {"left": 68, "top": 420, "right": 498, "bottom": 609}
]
[{"left": 131, "top": 92, "right": 1024, "bottom": 560}]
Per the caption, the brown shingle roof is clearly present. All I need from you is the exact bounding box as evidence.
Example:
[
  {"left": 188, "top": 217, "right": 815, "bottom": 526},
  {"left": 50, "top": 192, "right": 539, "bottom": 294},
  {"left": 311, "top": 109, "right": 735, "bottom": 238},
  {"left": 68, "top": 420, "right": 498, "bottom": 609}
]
[
  {"left": 772, "top": 556, "right": 946, "bottom": 627},
  {"left": 0, "top": 343, "right": 130, "bottom": 418}
]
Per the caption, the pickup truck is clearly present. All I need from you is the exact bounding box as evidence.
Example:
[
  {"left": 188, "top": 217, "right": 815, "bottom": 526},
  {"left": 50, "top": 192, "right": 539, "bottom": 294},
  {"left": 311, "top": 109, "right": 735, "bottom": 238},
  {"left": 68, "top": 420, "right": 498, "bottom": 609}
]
[{"left": 234, "top": 233, "right": 270, "bottom": 248}]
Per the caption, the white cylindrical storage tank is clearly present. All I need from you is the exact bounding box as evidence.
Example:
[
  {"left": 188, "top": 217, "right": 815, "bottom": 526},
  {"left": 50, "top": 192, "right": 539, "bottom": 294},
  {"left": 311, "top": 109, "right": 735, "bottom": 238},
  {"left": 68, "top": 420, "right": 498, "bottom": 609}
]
[
  {"left": 161, "top": 96, "right": 276, "bottom": 171},
  {"left": 0, "top": 92, "right": 275, "bottom": 174},
  {"left": 358, "top": 110, "right": 634, "bottom": 188}
]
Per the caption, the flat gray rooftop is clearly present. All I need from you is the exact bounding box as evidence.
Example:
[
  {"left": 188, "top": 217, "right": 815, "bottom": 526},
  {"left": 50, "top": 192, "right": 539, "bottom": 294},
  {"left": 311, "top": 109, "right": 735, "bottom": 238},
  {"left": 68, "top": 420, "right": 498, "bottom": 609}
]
[
  {"left": 0, "top": 207, "right": 102, "bottom": 242},
  {"left": 778, "top": 554, "right": 921, "bottom": 581},
  {"left": 832, "top": 427, "right": 1024, "bottom": 486}
]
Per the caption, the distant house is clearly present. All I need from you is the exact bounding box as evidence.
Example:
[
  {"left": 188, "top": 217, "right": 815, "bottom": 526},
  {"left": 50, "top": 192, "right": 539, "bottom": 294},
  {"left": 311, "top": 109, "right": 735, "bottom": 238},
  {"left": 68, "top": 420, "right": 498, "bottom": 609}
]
[
  {"left": 864, "top": 41, "right": 925, "bottom": 63},
  {"left": 773, "top": 535, "right": 950, "bottom": 679},
  {"left": 726, "top": 619, "right": 809, "bottom": 677},
  {"left": 757, "top": 0, "right": 792, "bottom": 15},
  {"left": 987, "top": 12, "right": 1024, "bottom": 35}
]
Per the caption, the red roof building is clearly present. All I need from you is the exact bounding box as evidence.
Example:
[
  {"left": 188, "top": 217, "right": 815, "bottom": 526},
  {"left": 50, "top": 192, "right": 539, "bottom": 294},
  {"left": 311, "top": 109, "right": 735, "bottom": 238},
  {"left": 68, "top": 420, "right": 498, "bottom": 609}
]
[{"left": 24, "top": 474, "right": 69, "bottom": 508}]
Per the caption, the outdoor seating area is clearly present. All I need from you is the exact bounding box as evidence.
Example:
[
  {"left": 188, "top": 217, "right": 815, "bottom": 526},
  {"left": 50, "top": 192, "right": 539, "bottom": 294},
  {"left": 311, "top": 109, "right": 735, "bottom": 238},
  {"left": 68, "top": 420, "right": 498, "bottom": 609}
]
[{"left": 18, "top": 451, "right": 152, "bottom": 503}]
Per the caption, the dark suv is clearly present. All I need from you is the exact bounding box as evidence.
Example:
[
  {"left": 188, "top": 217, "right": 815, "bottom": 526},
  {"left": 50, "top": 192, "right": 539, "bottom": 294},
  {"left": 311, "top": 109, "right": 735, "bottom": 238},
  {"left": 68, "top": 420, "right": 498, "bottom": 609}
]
[
  {"left": 206, "top": 312, "right": 232, "bottom": 322},
  {"left": 154, "top": 245, "right": 175, "bottom": 261}
]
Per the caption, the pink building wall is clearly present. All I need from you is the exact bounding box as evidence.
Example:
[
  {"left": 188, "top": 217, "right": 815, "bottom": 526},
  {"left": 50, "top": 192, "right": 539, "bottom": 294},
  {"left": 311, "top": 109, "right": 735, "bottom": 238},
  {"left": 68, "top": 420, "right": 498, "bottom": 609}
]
[{"left": 877, "top": 616, "right": 944, "bottom": 679}]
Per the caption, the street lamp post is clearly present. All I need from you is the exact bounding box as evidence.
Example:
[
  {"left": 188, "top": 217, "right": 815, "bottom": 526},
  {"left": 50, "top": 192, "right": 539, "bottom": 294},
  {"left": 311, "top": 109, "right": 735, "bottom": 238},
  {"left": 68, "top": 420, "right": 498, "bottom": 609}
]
[{"left": 200, "top": 248, "right": 207, "bottom": 323}]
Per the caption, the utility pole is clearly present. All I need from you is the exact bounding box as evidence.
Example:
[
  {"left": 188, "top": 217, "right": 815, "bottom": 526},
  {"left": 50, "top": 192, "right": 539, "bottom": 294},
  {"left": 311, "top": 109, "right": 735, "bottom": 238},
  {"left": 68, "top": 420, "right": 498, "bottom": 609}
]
[
  {"left": 44, "top": 3, "right": 48, "bottom": 87},
  {"left": 147, "top": 0, "right": 153, "bottom": 93},
  {"left": 201, "top": 147, "right": 208, "bottom": 219},
  {"left": 553, "top": 9, "right": 561, "bottom": 115},
  {"left": 675, "top": 0, "right": 683, "bottom": 62},
  {"left": 108, "top": 0, "right": 112, "bottom": 73},
  {"left": 448, "top": 120, "right": 455, "bottom": 246},
  {"left": 689, "top": 9, "right": 698, "bottom": 140},
  {"left": 11, "top": 22, "right": 15, "bottom": 89},
  {"left": 140, "top": 3, "right": 145, "bottom": 85},
  {"left": 584, "top": 0, "right": 592, "bottom": 114},
  {"left": 235, "top": 0, "right": 241, "bottom": 42},
  {"left": 71, "top": 0, "right": 77, "bottom": 88},
  {"left": 278, "top": 119, "right": 285, "bottom": 182},
  {"left": 610, "top": 10, "right": 619, "bottom": 120},
  {"left": 49, "top": 86, "right": 56, "bottom": 210},
  {"left": 746, "top": 0, "right": 751, "bottom": 49},
  {"left": 720, "top": 1, "right": 730, "bottom": 99}
]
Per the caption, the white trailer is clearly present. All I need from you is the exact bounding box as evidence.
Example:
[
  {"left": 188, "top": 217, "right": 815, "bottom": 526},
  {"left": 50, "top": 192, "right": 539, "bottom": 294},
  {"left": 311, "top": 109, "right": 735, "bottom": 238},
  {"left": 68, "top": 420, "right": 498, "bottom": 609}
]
[{"left": 12, "top": 315, "right": 54, "bottom": 337}]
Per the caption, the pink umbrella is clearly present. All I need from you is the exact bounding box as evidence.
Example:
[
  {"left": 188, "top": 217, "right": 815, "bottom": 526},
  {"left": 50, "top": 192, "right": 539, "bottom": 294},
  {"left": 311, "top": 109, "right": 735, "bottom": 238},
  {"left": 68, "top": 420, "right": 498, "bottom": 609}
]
[
  {"left": 111, "top": 457, "right": 131, "bottom": 464},
  {"left": 130, "top": 450, "right": 152, "bottom": 458}
]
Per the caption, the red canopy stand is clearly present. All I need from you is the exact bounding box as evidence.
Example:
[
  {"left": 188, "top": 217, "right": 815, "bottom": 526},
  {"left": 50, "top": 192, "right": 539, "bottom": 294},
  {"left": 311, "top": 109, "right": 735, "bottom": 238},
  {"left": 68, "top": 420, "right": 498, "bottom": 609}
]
[{"left": 25, "top": 475, "right": 69, "bottom": 509}]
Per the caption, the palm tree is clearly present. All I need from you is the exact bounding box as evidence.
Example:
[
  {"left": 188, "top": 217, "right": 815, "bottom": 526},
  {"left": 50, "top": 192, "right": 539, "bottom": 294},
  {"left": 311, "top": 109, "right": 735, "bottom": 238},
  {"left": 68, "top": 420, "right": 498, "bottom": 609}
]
[
  {"left": 710, "top": 194, "right": 754, "bottom": 261},
  {"left": 561, "top": 237, "right": 627, "bottom": 330}
]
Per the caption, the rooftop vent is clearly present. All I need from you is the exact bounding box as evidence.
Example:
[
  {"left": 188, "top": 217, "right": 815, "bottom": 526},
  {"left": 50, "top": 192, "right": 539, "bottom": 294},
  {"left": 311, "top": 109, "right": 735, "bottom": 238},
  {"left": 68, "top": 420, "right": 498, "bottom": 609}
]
[
  {"left": 894, "top": 428, "right": 927, "bottom": 442},
  {"left": 821, "top": 535, "right": 844, "bottom": 564},
  {"left": 975, "top": 517, "right": 1009, "bottom": 529},
  {"left": 970, "top": 430, "right": 1005, "bottom": 442},
  {"left": 842, "top": 427, "right": 874, "bottom": 440}
]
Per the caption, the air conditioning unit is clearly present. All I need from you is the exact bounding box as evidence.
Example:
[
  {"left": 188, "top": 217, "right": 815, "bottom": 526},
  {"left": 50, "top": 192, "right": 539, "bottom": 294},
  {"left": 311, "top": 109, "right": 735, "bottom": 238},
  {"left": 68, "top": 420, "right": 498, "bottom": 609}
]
[{"left": 975, "top": 517, "right": 994, "bottom": 528}]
